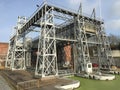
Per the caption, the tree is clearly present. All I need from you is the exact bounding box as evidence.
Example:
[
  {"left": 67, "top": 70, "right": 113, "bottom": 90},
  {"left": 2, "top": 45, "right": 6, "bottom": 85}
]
[{"left": 108, "top": 34, "right": 120, "bottom": 50}]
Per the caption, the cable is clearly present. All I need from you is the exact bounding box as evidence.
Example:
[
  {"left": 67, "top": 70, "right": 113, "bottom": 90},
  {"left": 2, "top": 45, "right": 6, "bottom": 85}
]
[{"left": 99, "top": 0, "right": 102, "bottom": 19}]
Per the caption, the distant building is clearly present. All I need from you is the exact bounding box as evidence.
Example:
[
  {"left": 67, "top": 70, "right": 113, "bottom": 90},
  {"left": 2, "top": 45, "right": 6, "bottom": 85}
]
[
  {"left": 111, "top": 50, "right": 120, "bottom": 57},
  {"left": 111, "top": 50, "right": 120, "bottom": 67},
  {"left": 0, "top": 42, "right": 8, "bottom": 69}
]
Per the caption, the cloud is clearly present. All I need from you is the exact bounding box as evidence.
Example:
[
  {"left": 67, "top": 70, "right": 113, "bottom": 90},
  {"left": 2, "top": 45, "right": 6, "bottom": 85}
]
[
  {"left": 106, "top": 19, "right": 120, "bottom": 35},
  {"left": 111, "top": 0, "right": 120, "bottom": 17},
  {"left": 107, "top": 20, "right": 120, "bottom": 30}
]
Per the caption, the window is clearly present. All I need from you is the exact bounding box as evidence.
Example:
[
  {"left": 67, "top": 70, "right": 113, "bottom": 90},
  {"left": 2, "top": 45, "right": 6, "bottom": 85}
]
[{"left": 88, "top": 64, "right": 91, "bottom": 68}]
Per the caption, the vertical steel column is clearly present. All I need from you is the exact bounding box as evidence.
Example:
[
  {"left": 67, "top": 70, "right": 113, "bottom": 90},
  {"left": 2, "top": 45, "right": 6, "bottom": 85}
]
[
  {"left": 5, "top": 16, "right": 27, "bottom": 70},
  {"left": 76, "top": 4, "right": 90, "bottom": 72},
  {"left": 95, "top": 23, "right": 103, "bottom": 69},
  {"left": 99, "top": 24, "right": 114, "bottom": 69},
  {"left": 35, "top": 5, "right": 58, "bottom": 77},
  {"left": 5, "top": 40, "right": 14, "bottom": 68}
]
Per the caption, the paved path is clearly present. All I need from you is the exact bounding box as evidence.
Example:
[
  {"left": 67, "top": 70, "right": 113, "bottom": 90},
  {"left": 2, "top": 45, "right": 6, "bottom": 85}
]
[{"left": 0, "top": 75, "right": 12, "bottom": 90}]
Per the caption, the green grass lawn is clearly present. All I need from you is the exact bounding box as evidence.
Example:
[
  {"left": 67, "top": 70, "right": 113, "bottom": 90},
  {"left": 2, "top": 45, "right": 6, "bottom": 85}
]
[{"left": 70, "top": 75, "right": 120, "bottom": 90}]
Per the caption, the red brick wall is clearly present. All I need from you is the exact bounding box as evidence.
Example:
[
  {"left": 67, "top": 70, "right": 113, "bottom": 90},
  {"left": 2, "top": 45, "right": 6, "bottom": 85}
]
[
  {"left": 0, "top": 43, "right": 8, "bottom": 68},
  {"left": 0, "top": 43, "right": 8, "bottom": 55}
]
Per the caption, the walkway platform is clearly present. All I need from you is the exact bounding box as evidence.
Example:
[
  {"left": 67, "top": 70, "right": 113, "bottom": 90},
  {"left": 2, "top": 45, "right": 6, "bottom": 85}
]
[{"left": 0, "top": 70, "right": 80, "bottom": 90}]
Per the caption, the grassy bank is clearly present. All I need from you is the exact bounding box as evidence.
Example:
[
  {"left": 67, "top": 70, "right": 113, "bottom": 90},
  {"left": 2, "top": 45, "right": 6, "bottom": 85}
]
[{"left": 70, "top": 75, "right": 120, "bottom": 90}]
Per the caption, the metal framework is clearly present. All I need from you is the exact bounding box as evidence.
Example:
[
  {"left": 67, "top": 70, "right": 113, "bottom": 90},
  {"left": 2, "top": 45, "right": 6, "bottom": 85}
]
[
  {"left": 6, "top": 16, "right": 27, "bottom": 70},
  {"left": 99, "top": 24, "right": 114, "bottom": 69},
  {"left": 75, "top": 3, "right": 90, "bottom": 72},
  {"left": 6, "top": 2, "right": 114, "bottom": 77},
  {"left": 35, "top": 5, "right": 58, "bottom": 77}
]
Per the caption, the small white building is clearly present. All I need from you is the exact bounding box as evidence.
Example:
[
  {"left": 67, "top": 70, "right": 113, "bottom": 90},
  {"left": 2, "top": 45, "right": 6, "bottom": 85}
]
[
  {"left": 111, "top": 50, "right": 120, "bottom": 57},
  {"left": 111, "top": 50, "right": 120, "bottom": 67}
]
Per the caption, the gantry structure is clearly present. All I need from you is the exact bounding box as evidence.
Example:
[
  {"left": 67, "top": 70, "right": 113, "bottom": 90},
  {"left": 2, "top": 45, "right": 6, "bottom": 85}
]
[{"left": 6, "top": 2, "right": 114, "bottom": 77}]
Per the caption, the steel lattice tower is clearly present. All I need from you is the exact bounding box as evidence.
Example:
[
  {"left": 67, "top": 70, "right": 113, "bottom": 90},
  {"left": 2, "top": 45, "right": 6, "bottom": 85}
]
[
  {"left": 5, "top": 2, "right": 115, "bottom": 78},
  {"left": 6, "top": 16, "right": 27, "bottom": 70},
  {"left": 35, "top": 5, "right": 58, "bottom": 77},
  {"left": 75, "top": 4, "right": 90, "bottom": 72}
]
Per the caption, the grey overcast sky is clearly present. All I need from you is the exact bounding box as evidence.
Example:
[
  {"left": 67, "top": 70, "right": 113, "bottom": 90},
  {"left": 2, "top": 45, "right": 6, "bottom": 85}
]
[{"left": 0, "top": 0, "right": 120, "bottom": 42}]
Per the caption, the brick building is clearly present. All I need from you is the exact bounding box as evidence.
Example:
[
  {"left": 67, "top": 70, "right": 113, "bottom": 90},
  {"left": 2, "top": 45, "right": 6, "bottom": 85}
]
[{"left": 0, "top": 42, "right": 8, "bottom": 69}]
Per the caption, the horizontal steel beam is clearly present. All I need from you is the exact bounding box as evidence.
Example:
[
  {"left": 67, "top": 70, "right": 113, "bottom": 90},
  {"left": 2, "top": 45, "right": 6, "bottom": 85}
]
[{"left": 17, "top": 3, "right": 104, "bottom": 37}]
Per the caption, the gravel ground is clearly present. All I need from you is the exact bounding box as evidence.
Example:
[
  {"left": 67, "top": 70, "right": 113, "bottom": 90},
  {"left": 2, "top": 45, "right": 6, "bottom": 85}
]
[{"left": 0, "top": 75, "right": 12, "bottom": 90}]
